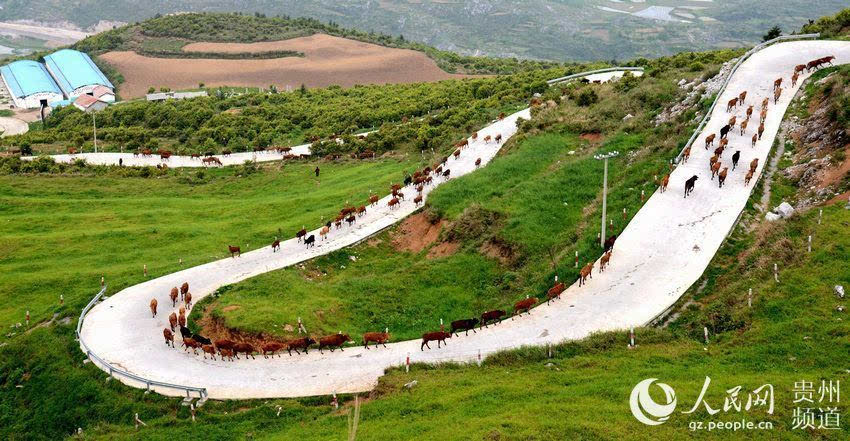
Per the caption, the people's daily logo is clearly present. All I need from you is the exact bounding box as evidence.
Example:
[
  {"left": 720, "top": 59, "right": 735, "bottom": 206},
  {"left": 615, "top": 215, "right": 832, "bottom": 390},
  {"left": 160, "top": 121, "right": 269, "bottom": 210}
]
[{"left": 630, "top": 378, "right": 678, "bottom": 425}]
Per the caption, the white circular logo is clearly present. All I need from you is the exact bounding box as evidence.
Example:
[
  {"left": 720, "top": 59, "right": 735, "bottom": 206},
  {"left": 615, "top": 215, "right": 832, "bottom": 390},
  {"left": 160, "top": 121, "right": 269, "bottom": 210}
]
[{"left": 630, "top": 378, "right": 677, "bottom": 425}]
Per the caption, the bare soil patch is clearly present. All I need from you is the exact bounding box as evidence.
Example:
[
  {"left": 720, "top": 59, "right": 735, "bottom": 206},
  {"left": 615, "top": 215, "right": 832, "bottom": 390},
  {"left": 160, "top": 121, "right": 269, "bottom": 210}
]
[
  {"left": 391, "top": 212, "right": 444, "bottom": 253},
  {"left": 427, "top": 241, "right": 460, "bottom": 259},
  {"left": 479, "top": 238, "right": 517, "bottom": 265},
  {"left": 102, "top": 34, "right": 466, "bottom": 98},
  {"left": 579, "top": 132, "right": 603, "bottom": 143}
]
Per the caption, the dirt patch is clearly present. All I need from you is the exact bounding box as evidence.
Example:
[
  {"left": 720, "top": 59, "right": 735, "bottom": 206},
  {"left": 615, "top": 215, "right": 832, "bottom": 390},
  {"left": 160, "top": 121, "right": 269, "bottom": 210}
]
[
  {"left": 221, "top": 305, "right": 241, "bottom": 312},
  {"left": 824, "top": 190, "right": 850, "bottom": 206},
  {"left": 102, "top": 34, "right": 468, "bottom": 98},
  {"left": 579, "top": 132, "right": 603, "bottom": 143},
  {"left": 196, "top": 312, "right": 283, "bottom": 348},
  {"left": 816, "top": 146, "right": 850, "bottom": 189},
  {"left": 392, "top": 212, "right": 444, "bottom": 253},
  {"left": 427, "top": 241, "right": 460, "bottom": 259},
  {"left": 480, "top": 238, "right": 517, "bottom": 265}
]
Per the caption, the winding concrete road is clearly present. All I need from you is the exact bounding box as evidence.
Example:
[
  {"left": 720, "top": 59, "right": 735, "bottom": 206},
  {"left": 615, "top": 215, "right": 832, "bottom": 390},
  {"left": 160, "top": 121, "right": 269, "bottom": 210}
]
[{"left": 79, "top": 45, "right": 850, "bottom": 400}]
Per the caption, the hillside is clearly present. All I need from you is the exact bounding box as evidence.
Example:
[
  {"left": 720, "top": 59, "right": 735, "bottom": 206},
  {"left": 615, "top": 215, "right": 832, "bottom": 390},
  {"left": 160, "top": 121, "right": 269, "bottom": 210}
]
[{"left": 2, "top": 0, "right": 849, "bottom": 60}]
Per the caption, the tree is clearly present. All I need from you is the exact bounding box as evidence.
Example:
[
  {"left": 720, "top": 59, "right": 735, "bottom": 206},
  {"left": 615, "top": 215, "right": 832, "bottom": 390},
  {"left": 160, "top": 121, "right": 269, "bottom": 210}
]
[
  {"left": 147, "top": 87, "right": 155, "bottom": 94},
  {"left": 762, "top": 26, "right": 781, "bottom": 42}
]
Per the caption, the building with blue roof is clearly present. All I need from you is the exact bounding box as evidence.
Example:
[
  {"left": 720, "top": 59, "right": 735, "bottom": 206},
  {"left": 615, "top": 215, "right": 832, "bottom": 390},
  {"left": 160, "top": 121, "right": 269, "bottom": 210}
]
[
  {"left": 0, "top": 60, "right": 64, "bottom": 109},
  {"left": 44, "top": 49, "right": 114, "bottom": 99}
]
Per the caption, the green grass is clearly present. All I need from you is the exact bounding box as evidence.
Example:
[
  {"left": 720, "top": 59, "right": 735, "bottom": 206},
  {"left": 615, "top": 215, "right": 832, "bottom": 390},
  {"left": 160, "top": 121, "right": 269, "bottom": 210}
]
[
  {"left": 14, "top": 200, "right": 844, "bottom": 441},
  {"left": 0, "top": 157, "right": 419, "bottom": 328}
]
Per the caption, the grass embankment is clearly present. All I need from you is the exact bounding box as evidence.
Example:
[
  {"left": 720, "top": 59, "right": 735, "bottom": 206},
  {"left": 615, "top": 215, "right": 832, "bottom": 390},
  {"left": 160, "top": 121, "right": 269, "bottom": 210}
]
[{"left": 0, "top": 158, "right": 418, "bottom": 328}]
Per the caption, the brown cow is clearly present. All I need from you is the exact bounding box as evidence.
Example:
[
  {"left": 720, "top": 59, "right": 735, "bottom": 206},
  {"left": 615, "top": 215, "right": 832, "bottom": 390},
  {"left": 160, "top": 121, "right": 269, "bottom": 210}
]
[
  {"left": 388, "top": 197, "right": 400, "bottom": 209},
  {"left": 794, "top": 64, "right": 806, "bottom": 74},
  {"left": 319, "top": 333, "right": 352, "bottom": 353},
  {"left": 480, "top": 310, "right": 506, "bottom": 327},
  {"left": 711, "top": 161, "right": 722, "bottom": 180},
  {"left": 202, "top": 157, "right": 222, "bottom": 167},
  {"left": 169, "top": 312, "right": 178, "bottom": 331},
  {"left": 149, "top": 298, "right": 158, "bottom": 317},
  {"left": 710, "top": 154, "right": 719, "bottom": 170},
  {"left": 220, "top": 348, "right": 235, "bottom": 361},
  {"left": 184, "top": 291, "right": 192, "bottom": 310},
  {"left": 714, "top": 145, "right": 725, "bottom": 157},
  {"left": 421, "top": 331, "right": 451, "bottom": 350},
  {"left": 773, "top": 77, "right": 782, "bottom": 91},
  {"left": 453, "top": 149, "right": 461, "bottom": 159},
  {"left": 475, "top": 158, "right": 482, "bottom": 168},
  {"left": 547, "top": 282, "right": 566, "bottom": 304},
  {"left": 228, "top": 245, "right": 241, "bottom": 257},
  {"left": 286, "top": 337, "right": 316, "bottom": 355},
  {"left": 682, "top": 146, "right": 691, "bottom": 163},
  {"left": 182, "top": 338, "right": 200, "bottom": 355},
  {"left": 718, "top": 167, "right": 728, "bottom": 188},
  {"left": 363, "top": 331, "right": 390, "bottom": 349},
  {"left": 746, "top": 105, "right": 754, "bottom": 120},
  {"left": 726, "top": 97, "right": 738, "bottom": 112},
  {"left": 774, "top": 87, "right": 782, "bottom": 104},
  {"left": 751, "top": 133, "right": 758, "bottom": 147},
  {"left": 660, "top": 174, "right": 670, "bottom": 193},
  {"left": 471, "top": 132, "right": 478, "bottom": 142},
  {"left": 202, "top": 344, "right": 217, "bottom": 360},
  {"left": 357, "top": 206, "right": 367, "bottom": 217},
  {"left": 738, "top": 91, "right": 747, "bottom": 104},
  {"left": 599, "top": 251, "right": 612, "bottom": 272},
  {"left": 749, "top": 158, "right": 759, "bottom": 173},
  {"left": 740, "top": 119, "right": 748, "bottom": 136},
  {"left": 233, "top": 342, "right": 256, "bottom": 359},
  {"left": 369, "top": 194, "right": 379, "bottom": 206},
  {"left": 214, "top": 339, "right": 236, "bottom": 353},
  {"left": 271, "top": 239, "right": 281, "bottom": 252},
  {"left": 163, "top": 328, "right": 175, "bottom": 347},
  {"left": 499, "top": 112, "right": 505, "bottom": 120},
  {"left": 170, "top": 287, "right": 178, "bottom": 307},
  {"left": 761, "top": 97, "right": 769, "bottom": 110},
  {"left": 414, "top": 194, "right": 423, "bottom": 206},
  {"left": 744, "top": 169, "right": 754, "bottom": 185},
  {"left": 513, "top": 297, "right": 537, "bottom": 317},
  {"left": 705, "top": 133, "right": 716, "bottom": 150},
  {"left": 495, "top": 134, "right": 503, "bottom": 143},
  {"left": 320, "top": 225, "right": 330, "bottom": 240},
  {"left": 791, "top": 71, "right": 799, "bottom": 87},
  {"left": 728, "top": 116, "right": 737, "bottom": 128},
  {"left": 262, "top": 342, "right": 286, "bottom": 358},
  {"left": 484, "top": 135, "right": 492, "bottom": 143},
  {"left": 180, "top": 282, "right": 189, "bottom": 300},
  {"left": 579, "top": 262, "right": 593, "bottom": 286},
  {"left": 758, "top": 123, "right": 765, "bottom": 140}
]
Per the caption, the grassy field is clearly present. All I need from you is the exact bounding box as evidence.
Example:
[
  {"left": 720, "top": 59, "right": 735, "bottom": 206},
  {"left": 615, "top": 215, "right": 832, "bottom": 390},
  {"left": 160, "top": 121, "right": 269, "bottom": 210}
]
[
  {"left": 9, "top": 185, "right": 843, "bottom": 441},
  {"left": 0, "top": 157, "right": 421, "bottom": 329}
]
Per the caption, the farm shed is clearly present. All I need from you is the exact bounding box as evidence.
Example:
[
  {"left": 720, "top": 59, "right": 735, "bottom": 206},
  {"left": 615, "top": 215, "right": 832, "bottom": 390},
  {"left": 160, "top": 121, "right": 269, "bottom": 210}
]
[{"left": 0, "top": 60, "right": 63, "bottom": 109}]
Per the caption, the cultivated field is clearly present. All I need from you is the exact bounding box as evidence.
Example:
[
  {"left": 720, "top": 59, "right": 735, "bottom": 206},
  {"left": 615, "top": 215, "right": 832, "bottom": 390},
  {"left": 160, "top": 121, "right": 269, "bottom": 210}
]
[{"left": 101, "top": 34, "right": 467, "bottom": 98}]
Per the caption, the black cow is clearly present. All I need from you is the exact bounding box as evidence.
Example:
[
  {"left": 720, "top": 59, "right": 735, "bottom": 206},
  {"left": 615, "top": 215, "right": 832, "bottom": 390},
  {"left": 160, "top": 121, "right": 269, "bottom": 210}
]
[
  {"left": 720, "top": 124, "right": 731, "bottom": 139},
  {"left": 404, "top": 175, "right": 413, "bottom": 186},
  {"left": 180, "top": 325, "right": 193, "bottom": 339},
  {"left": 305, "top": 234, "right": 316, "bottom": 248},
  {"left": 604, "top": 234, "right": 618, "bottom": 253},
  {"left": 192, "top": 333, "right": 212, "bottom": 346},
  {"left": 450, "top": 318, "right": 480, "bottom": 336},
  {"left": 684, "top": 175, "right": 698, "bottom": 198},
  {"left": 731, "top": 151, "right": 741, "bottom": 170}
]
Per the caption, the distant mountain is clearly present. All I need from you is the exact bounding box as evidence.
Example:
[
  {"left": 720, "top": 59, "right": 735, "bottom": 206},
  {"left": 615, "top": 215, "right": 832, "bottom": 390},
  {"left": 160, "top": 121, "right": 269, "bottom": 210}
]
[{"left": 1, "top": 0, "right": 846, "bottom": 61}]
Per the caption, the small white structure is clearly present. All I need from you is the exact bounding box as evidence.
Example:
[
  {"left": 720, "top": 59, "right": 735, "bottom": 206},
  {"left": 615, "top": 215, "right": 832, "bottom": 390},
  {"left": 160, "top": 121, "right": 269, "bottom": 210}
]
[{"left": 146, "top": 91, "right": 208, "bottom": 102}]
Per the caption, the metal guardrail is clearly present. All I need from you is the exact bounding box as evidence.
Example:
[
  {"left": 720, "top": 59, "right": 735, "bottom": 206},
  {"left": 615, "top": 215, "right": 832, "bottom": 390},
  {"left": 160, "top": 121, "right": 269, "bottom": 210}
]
[
  {"left": 77, "top": 285, "right": 208, "bottom": 401},
  {"left": 547, "top": 67, "right": 645, "bottom": 85},
  {"left": 674, "top": 33, "right": 820, "bottom": 163}
]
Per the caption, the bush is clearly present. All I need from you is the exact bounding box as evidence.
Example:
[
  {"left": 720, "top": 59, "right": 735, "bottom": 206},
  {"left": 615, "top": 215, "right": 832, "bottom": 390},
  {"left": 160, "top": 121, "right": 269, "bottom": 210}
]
[{"left": 576, "top": 89, "right": 599, "bottom": 107}]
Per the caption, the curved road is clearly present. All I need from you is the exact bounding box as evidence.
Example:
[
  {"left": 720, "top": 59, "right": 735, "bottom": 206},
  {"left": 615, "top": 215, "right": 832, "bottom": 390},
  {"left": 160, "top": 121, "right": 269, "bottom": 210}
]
[{"left": 80, "top": 45, "right": 849, "bottom": 399}]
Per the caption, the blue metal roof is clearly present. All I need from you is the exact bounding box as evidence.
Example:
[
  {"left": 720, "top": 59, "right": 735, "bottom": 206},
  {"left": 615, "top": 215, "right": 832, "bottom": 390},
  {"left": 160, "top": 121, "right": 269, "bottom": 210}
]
[
  {"left": 0, "top": 60, "right": 62, "bottom": 98},
  {"left": 44, "top": 49, "right": 114, "bottom": 94}
]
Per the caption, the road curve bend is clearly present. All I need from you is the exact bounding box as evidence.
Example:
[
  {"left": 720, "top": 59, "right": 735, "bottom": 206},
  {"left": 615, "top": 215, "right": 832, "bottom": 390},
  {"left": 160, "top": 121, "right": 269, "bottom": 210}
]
[{"left": 80, "top": 46, "right": 850, "bottom": 400}]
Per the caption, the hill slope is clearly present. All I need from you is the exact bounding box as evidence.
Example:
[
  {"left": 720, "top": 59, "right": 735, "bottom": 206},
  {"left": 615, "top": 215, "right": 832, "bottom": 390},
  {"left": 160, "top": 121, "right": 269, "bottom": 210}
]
[{"left": 2, "top": 0, "right": 849, "bottom": 60}]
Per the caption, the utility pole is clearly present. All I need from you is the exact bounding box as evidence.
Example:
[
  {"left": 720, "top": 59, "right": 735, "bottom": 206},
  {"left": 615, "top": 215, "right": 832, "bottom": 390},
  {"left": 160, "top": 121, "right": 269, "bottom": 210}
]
[
  {"left": 594, "top": 151, "right": 619, "bottom": 247},
  {"left": 92, "top": 112, "right": 98, "bottom": 153}
]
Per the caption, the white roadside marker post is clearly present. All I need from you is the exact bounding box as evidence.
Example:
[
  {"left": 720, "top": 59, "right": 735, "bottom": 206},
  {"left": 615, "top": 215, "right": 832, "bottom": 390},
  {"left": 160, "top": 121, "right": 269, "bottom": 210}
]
[
  {"left": 574, "top": 251, "right": 578, "bottom": 268},
  {"left": 748, "top": 288, "right": 752, "bottom": 308},
  {"left": 628, "top": 327, "right": 635, "bottom": 349},
  {"left": 807, "top": 235, "right": 812, "bottom": 253},
  {"left": 774, "top": 263, "right": 779, "bottom": 283},
  {"left": 405, "top": 352, "right": 410, "bottom": 373},
  {"left": 704, "top": 327, "right": 709, "bottom": 346},
  {"left": 818, "top": 209, "right": 822, "bottom": 225}
]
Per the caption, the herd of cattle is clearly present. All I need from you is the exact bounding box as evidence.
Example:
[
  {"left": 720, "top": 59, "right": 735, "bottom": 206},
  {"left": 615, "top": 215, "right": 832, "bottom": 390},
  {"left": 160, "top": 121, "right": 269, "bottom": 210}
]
[
  {"left": 143, "top": 56, "right": 836, "bottom": 360},
  {"left": 657, "top": 55, "right": 835, "bottom": 199}
]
